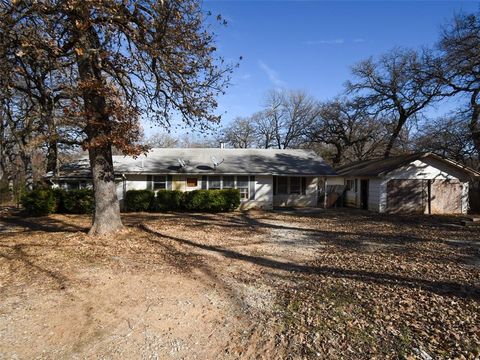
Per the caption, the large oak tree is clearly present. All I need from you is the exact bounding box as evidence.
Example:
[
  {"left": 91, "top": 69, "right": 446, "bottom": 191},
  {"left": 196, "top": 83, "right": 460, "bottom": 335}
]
[
  {"left": 436, "top": 13, "right": 480, "bottom": 158},
  {"left": 0, "top": 0, "right": 234, "bottom": 234},
  {"left": 347, "top": 48, "right": 442, "bottom": 158}
]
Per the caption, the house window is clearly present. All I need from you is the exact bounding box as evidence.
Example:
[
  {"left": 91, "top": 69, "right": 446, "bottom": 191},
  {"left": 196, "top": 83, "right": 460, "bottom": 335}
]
[
  {"left": 153, "top": 175, "right": 167, "bottom": 190},
  {"left": 236, "top": 176, "right": 249, "bottom": 199},
  {"left": 208, "top": 175, "right": 221, "bottom": 189},
  {"left": 345, "top": 179, "right": 355, "bottom": 192},
  {"left": 277, "top": 177, "right": 288, "bottom": 195},
  {"left": 223, "top": 176, "right": 235, "bottom": 189},
  {"left": 187, "top": 178, "right": 198, "bottom": 187},
  {"left": 290, "top": 177, "right": 301, "bottom": 194}
]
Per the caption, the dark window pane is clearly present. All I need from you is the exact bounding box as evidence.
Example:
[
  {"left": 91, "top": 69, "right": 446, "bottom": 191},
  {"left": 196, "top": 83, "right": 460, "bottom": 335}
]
[
  {"left": 223, "top": 176, "right": 235, "bottom": 189},
  {"left": 277, "top": 177, "right": 288, "bottom": 195},
  {"left": 153, "top": 175, "right": 166, "bottom": 190},
  {"left": 208, "top": 175, "right": 221, "bottom": 189},
  {"left": 290, "top": 177, "right": 301, "bottom": 194},
  {"left": 236, "top": 176, "right": 248, "bottom": 188}
]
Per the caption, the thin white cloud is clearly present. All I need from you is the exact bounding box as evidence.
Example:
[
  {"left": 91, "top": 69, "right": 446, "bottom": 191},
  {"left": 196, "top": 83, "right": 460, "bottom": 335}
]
[
  {"left": 353, "top": 38, "right": 366, "bottom": 43},
  {"left": 239, "top": 73, "right": 252, "bottom": 80},
  {"left": 304, "top": 39, "right": 345, "bottom": 45},
  {"left": 258, "top": 60, "right": 286, "bottom": 87}
]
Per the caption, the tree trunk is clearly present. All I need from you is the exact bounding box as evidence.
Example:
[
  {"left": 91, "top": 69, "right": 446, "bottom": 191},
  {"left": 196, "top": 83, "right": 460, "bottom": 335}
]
[
  {"left": 384, "top": 116, "right": 407, "bottom": 158},
  {"left": 44, "top": 102, "right": 58, "bottom": 175},
  {"left": 0, "top": 118, "right": 5, "bottom": 182},
  {"left": 332, "top": 144, "right": 343, "bottom": 166},
  {"left": 88, "top": 145, "right": 123, "bottom": 235},
  {"left": 21, "top": 153, "right": 33, "bottom": 191},
  {"left": 46, "top": 136, "right": 58, "bottom": 174},
  {"left": 470, "top": 95, "right": 480, "bottom": 164},
  {"left": 74, "top": 16, "right": 123, "bottom": 235}
]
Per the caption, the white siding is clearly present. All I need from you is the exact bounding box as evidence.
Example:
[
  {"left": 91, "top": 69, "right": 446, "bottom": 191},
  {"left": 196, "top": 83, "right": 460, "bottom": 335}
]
[
  {"left": 242, "top": 175, "right": 273, "bottom": 210},
  {"left": 116, "top": 179, "right": 125, "bottom": 201},
  {"left": 121, "top": 174, "right": 326, "bottom": 209},
  {"left": 172, "top": 175, "right": 186, "bottom": 191},
  {"left": 326, "top": 176, "right": 344, "bottom": 185},
  {"left": 125, "top": 174, "right": 148, "bottom": 190},
  {"left": 461, "top": 181, "right": 469, "bottom": 214},
  {"left": 378, "top": 180, "right": 388, "bottom": 213},
  {"left": 368, "top": 178, "right": 382, "bottom": 212},
  {"left": 385, "top": 159, "right": 467, "bottom": 181},
  {"left": 344, "top": 178, "right": 358, "bottom": 207}
]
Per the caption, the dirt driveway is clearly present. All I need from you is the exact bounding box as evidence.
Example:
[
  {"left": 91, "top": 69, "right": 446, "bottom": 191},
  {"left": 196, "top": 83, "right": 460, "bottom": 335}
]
[{"left": 0, "top": 210, "right": 479, "bottom": 359}]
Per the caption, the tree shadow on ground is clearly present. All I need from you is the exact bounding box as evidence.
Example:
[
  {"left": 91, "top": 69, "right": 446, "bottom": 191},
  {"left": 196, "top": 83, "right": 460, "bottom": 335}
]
[
  {"left": 0, "top": 215, "right": 89, "bottom": 234},
  {"left": 140, "top": 224, "right": 480, "bottom": 301},
  {"left": 0, "top": 243, "right": 69, "bottom": 290}
]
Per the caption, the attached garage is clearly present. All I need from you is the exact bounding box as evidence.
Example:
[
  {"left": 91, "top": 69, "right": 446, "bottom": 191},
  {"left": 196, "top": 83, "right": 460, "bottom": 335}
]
[
  {"left": 386, "top": 179, "right": 464, "bottom": 214},
  {"left": 336, "top": 153, "right": 480, "bottom": 214}
]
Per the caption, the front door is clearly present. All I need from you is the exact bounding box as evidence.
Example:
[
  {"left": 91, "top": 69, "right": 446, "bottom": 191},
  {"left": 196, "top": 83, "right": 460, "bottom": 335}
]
[{"left": 360, "top": 179, "right": 369, "bottom": 210}]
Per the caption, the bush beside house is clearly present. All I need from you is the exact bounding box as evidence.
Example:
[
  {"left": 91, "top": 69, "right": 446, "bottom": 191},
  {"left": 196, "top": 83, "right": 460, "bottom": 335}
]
[
  {"left": 124, "top": 189, "right": 155, "bottom": 212},
  {"left": 152, "top": 190, "right": 184, "bottom": 211},
  {"left": 21, "top": 188, "right": 241, "bottom": 216},
  {"left": 125, "top": 189, "right": 241, "bottom": 213},
  {"left": 59, "top": 189, "right": 95, "bottom": 214},
  {"left": 20, "top": 188, "right": 57, "bottom": 216},
  {"left": 184, "top": 189, "right": 240, "bottom": 212},
  {"left": 21, "top": 188, "right": 94, "bottom": 216}
]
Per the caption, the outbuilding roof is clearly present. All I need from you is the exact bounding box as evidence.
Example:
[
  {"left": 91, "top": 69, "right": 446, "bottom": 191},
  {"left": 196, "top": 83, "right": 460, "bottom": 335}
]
[
  {"left": 48, "top": 148, "right": 338, "bottom": 179},
  {"left": 336, "top": 152, "right": 480, "bottom": 178}
]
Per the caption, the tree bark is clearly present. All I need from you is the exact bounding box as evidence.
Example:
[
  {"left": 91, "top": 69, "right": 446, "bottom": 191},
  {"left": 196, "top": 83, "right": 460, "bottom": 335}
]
[
  {"left": 384, "top": 115, "right": 407, "bottom": 158},
  {"left": 44, "top": 99, "right": 58, "bottom": 175},
  {"left": 87, "top": 145, "right": 123, "bottom": 235},
  {"left": 75, "top": 17, "right": 123, "bottom": 235},
  {"left": 46, "top": 136, "right": 58, "bottom": 174},
  {"left": 332, "top": 144, "right": 343, "bottom": 166},
  {"left": 21, "top": 153, "right": 33, "bottom": 191},
  {"left": 470, "top": 94, "right": 480, "bottom": 165}
]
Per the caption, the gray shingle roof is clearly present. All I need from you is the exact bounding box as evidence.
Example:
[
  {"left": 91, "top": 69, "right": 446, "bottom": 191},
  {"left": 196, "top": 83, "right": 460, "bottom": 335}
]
[
  {"left": 48, "top": 148, "right": 338, "bottom": 178},
  {"left": 336, "top": 152, "right": 480, "bottom": 177}
]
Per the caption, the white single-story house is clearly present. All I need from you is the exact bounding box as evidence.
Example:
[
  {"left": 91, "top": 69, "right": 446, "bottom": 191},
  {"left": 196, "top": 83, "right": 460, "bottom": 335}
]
[
  {"left": 47, "top": 148, "right": 338, "bottom": 210},
  {"left": 336, "top": 153, "right": 480, "bottom": 214}
]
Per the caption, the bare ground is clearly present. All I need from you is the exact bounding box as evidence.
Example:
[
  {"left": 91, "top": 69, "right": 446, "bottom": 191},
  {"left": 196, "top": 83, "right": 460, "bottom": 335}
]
[{"left": 0, "top": 209, "right": 479, "bottom": 359}]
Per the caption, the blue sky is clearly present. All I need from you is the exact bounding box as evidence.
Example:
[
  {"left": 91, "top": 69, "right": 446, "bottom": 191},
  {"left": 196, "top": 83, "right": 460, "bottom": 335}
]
[{"left": 144, "top": 1, "right": 479, "bottom": 137}]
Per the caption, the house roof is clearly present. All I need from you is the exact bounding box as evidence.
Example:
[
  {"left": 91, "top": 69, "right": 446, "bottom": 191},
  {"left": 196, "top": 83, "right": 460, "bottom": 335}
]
[
  {"left": 47, "top": 148, "right": 338, "bottom": 179},
  {"left": 336, "top": 152, "right": 480, "bottom": 178}
]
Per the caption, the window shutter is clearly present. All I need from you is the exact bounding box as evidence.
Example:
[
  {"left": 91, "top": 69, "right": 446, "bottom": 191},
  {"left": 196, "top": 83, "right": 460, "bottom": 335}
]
[
  {"left": 201, "top": 175, "right": 208, "bottom": 189},
  {"left": 167, "top": 175, "right": 173, "bottom": 190},
  {"left": 301, "top": 177, "right": 307, "bottom": 195},
  {"left": 273, "top": 176, "right": 277, "bottom": 195},
  {"left": 249, "top": 176, "right": 255, "bottom": 200},
  {"left": 147, "top": 175, "right": 153, "bottom": 190}
]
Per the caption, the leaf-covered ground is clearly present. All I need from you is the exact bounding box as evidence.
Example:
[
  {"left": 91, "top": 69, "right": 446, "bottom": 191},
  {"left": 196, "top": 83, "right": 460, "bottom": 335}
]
[{"left": 0, "top": 209, "right": 478, "bottom": 359}]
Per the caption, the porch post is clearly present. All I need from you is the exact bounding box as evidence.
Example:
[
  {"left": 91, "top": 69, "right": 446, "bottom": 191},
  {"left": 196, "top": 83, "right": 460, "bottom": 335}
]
[{"left": 324, "top": 177, "right": 328, "bottom": 209}]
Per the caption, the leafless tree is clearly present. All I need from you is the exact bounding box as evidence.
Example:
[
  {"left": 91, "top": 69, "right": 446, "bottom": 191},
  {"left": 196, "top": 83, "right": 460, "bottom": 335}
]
[
  {"left": 347, "top": 48, "right": 443, "bottom": 158},
  {"left": 144, "top": 132, "right": 179, "bottom": 148},
  {"left": 413, "top": 116, "right": 477, "bottom": 166},
  {"left": 306, "top": 98, "right": 386, "bottom": 165},
  {"left": 251, "top": 111, "right": 275, "bottom": 149},
  {"left": 220, "top": 117, "right": 257, "bottom": 148},
  {"left": 259, "top": 89, "right": 319, "bottom": 149},
  {"left": 432, "top": 13, "right": 480, "bottom": 159}
]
